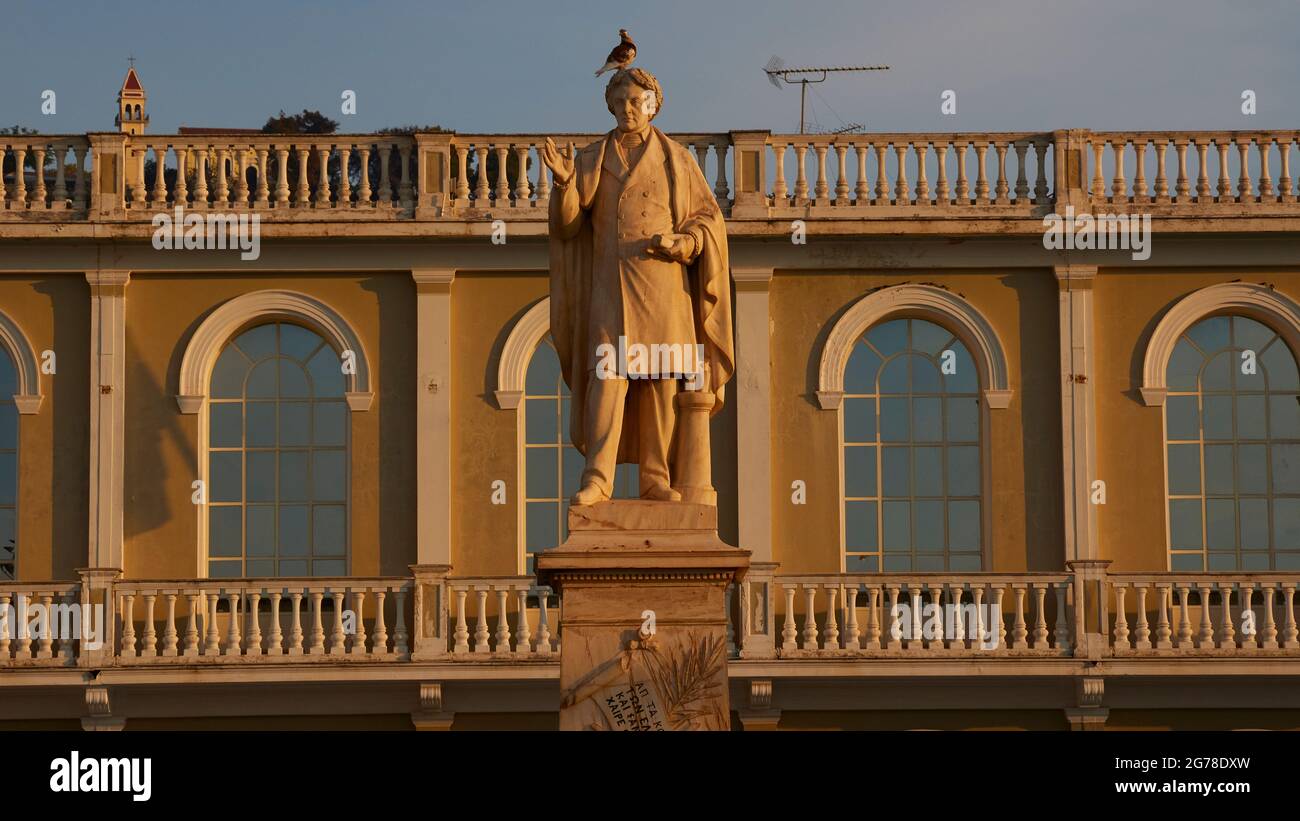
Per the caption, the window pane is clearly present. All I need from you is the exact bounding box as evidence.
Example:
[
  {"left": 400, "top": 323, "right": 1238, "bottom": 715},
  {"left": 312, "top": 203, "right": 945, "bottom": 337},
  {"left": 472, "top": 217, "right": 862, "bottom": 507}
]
[
  {"left": 946, "top": 397, "right": 978, "bottom": 442},
  {"left": 0, "top": 404, "right": 15, "bottom": 450},
  {"left": 1170, "top": 553, "right": 1204, "bottom": 572},
  {"left": 278, "top": 505, "right": 309, "bottom": 555},
  {"left": 1165, "top": 395, "right": 1199, "bottom": 440},
  {"left": 1271, "top": 444, "right": 1300, "bottom": 493},
  {"left": 211, "top": 346, "right": 250, "bottom": 398},
  {"left": 313, "top": 403, "right": 347, "bottom": 446},
  {"left": 914, "top": 500, "right": 944, "bottom": 553},
  {"left": 1206, "top": 498, "right": 1236, "bottom": 549},
  {"left": 562, "top": 447, "right": 584, "bottom": 498},
  {"left": 866, "top": 320, "right": 907, "bottom": 357},
  {"left": 881, "top": 447, "right": 909, "bottom": 497},
  {"left": 913, "top": 447, "right": 942, "bottom": 496},
  {"left": 882, "top": 501, "right": 910, "bottom": 550},
  {"left": 1201, "top": 351, "right": 1232, "bottom": 390},
  {"left": 911, "top": 320, "right": 951, "bottom": 356},
  {"left": 1166, "top": 339, "right": 1202, "bottom": 391},
  {"left": 279, "top": 401, "right": 310, "bottom": 446},
  {"left": 247, "top": 401, "right": 276, "bottom": 447},
  {"left": 1238, "top": 444, "right": 1267, "bottom": 494},
  {"left": 910, "top": 355, "right": 942, "bottom": 393},
  {"left": 234, "top": 324, "right": 276, "bottom": 360},
  {"left": 1233, "top": 316, "right": 1274, "bottom": 354},
  {"left": 312, "top": 560, "right": 346, "bottom": 577},
  {"left": 911, "top": 397, "right": 942, "bottom": 442},
  {"left": 1186, "top": 316, "right": 1229, "bottom": 353},
  {"left": 880, "top": 397, "right": 909, "bottom": 441},
  {"left": 279, "top": 360, "right": 310, "bottom": 398},
  {"left": 311, "top": 450, "right": 346, "bottom": 501},
  {"left": 526, "top": 501, "right": 560, "bottom": 551},
  {"left": 843, "top": 343, "right": 881, "bottom": 394},
  {"left": 279, "top": 323, "right": 323, "bottom": 361},
  {"left": 1273, "top": 499, "right": 1300, "bottom": 549},
  {"left": 1261, "top": 339, "right": 1300, "bottom": 390},
  {"left": 247, "top": 359, "right": 277, "bottom": 398},
  {"left": 209, "top": 507, "right": 241, "bottom": 557},
  {"left": 1269, "top": 395, "right": 1300, "bottom": 438},
  {"left": 306, "top": 346, "right": 346, "bottom": 397},
  {"left": 1203, "top": 444, "right": 1233, "bottom": 495},
  {"left": 1169, "top": 499, "right": 1202, "bottom": 549},
  {"left": 0, "top": 353, "right": 16, "bottom": 397},
  {"left": 526, "top": 342, "right": 562, "bottom": 395},
  {"left": 879, "top": 357, "right": 908, "bottom": 393},
  {"left": 1236, "top": 395, "right": 1266, "bottom": 439},
  {"left": 949, "top": 447, "right": 980, "bottom": 496},
  {"left": 313, "top": 506, "right": 347, "bottom": 556},
  {"left": 843, "top": 398, "right": 876, "bottom": 443},
  {"left": 246, "top": 451, "right": 274, "bottom": 502},
  {"left": 948, "top": 501, "right": 980, "bottom": 550},
  {"left": 246, "top": 505, "right": 274, "bottom": 556},
  {"left": 946, "top": 344, "right": 977, "bottom": 393},
  {"left": 844, "top": 445, "right": 876, "bottom": 498},
  {"left": 844, "top": 501, "right": 877, "bottom": 550},
  {"left": 1201, "top": 395, "right": 1232, "bottom": 439},
  {"left": 210, "top": 403, "right": 242, "bottom": 448},
  {"left": 526, "top": 447, "right": 558, "bottom": 499},
  {"left": 1166, "top": 444, "right": 1200, "bottom": 495},
  {"left": 210, "top": 452, "right": 242, "bottom": 502},
  {"left": 279, "top": 451, "right": 310, "bottom": 501},
  {"left": 525, "top": 398, "right": 558, "bottom": 443},
  {"left": 1240, "top": 498, "right": 1269, "bottom": 549}
]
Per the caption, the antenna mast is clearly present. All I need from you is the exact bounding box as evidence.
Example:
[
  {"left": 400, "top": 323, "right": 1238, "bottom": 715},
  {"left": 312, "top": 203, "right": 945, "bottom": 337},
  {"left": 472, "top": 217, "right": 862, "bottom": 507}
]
[{"left": 763, "top": 57, "right": 890, "bottom": 134}]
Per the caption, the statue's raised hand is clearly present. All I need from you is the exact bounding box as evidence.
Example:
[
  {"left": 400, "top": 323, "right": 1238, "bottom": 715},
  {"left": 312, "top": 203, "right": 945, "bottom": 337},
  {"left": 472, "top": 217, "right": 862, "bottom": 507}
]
[{"left": 542, "top": 137, "right": 575, "bottom": 188}]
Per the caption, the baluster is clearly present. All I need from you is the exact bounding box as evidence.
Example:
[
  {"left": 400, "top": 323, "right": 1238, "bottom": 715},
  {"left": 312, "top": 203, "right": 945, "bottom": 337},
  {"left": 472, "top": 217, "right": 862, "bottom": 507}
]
[
  {"left": 1216, "top": 140, "right": 1232, "bottom": 202},
  {"left": 1113, "top": 585, "right": 1130, "bottom": 651},
  {"left": 1236, "top": 584, "right": 1256, "bottom": 650},
  {"left": 1133, "top": 585, "right": 1151, "bottom": 651},
  {"left": 1111, "top": 140, "right": 1127, "bottom": 202},
  {"left": 885, "top": 586, "right": 902, "bottom": 650},
  {"left": 33, "top": 594, "right": 52, "bottom": 658},
  {"left": 378, "top": 143, "right": 394, "bottom": 205},
  {"left": 864, "top": 586, "right": 881, "bottom": 649},
  {"left": 724, "top": 585, "right": 736, "bottom": 656},
  {"left": 1033, "top": 138, "right": 1050, "bottom": 203},
  {"left": 850, "top": 143, "right": 870, "bottom": 204},
  {"left": 495, "top": 587, "right": 512, "bottom": 654},
  {"left": 474, "top": 587, "right": 490, "bottom": 652},
  {"left": 1133, "top": 139, "right": 1149, "bottom": 202},
  {"left": 1283, "top": 584, "right": 1298, "bottom": 648},
  {"left": 844, "top": 587, "right": 860, "bottom": 650},
  {"left": 535, "top": 588, "right": 552, "bottom": 654},
  {"left": 1089, "top": 140, "right": 1105, "bottom": 199},
  {"left": 1236, "top": 138, "right": 1253, "bottom": 201},
  {"left": 1196, "top": 583, "right": 1215, "bottom": 649},
  {"left": 833, "top": 144, "right": 850, "bottom": 206},
  {"left": 874, "top": 143, "right": 890, "bottom": 204},
  {"left": 802, "top": 586, "right": 819, "bottom": 649},
  {"left": 246, "top": 591, "right": 263, "bottom": 655},
  {"left": 31, "top": 146, "right": 48, "bottom": 208},
  {"left": 692, "top": 142, "right": 708, "bottom": 175},
  {"left": 0, "top": 594, "right": 10, "bottom": 659},
  {"left": 204, "top": 592, "right": 222, "bottom": 655},
  {"left": 352, "top": 146, "right": 371, "bottom": 205},
  {"left": 139, "top": 593, "right": 157, "bottom": 657},
  {"left": 1257, "top": 137, "right": 1275, "bottom": 200},
  {"left": 56, "top": 592, "right": 76, "bottom": 661},
  {"left": 309, "top": 590, "right": 326, "bottom": 654},
  {"left": 73, "top": 144, "right": 88, "bottom": 210},
  {"left": 120, "top": 593, "right": 136, "bottom": 657},
  {"left": 453, "top": 588, "right": 469, "bottom": 653},
  {"left": 172, "top": 148, "right": 189, "bottom": 206},
  {"left": 13, "top": 594, "right": 30, "bottom": 658},
  {"left": 1054, "top": 582, "right": 1071, "bottom": 651},
  {"left": 1195, "top": 139, "right": 1211, "bottom": 202},
  {"left": 813, "top": 144, "right": 829, "bottom": 205},
  {"left": 821, "top": 585, "right": 839, "bottom": 649},
  {"left": 712, "top": 139, "right": 729, "bottom": 204},
  {"left": 1155, "top": 584, "right": 1172, "bottom": 649},
  {"left": 328, "top": 591, "right": 346, "bottom": 654},
  {"left": 953, "top": 141, "right": 970, "bottom": 203},
  {"left": 492, "top": 145, "right": 510, "bottom": 203},
  {"left": 1218, "top": 583, "right": 1236, "bottom": 651},
  {"left": 974, "top": 141, "right": 990, "bottom": 204},
  {"left": 473, "top": 145, "right": 490, "bottom": 203},
  {"left": 781, "top": 585, "right": 798, "bottom": 651},
  {"left": 289, "top": 591, "right": 305, "bottom": 655},
  {"left": 393, "top": 588, "right": 409, "bottom": 655},
  {"left": 512, "top": 145, "right": 530, "bottom": 205},
  {"left": 1011, "top": 585, "right": 1028, "bottom": 649},
  {"left": 993, "top": 586, "right": 1008, "bottom": 650},
  {"left": 313, "top": 146, "right": 331, "bottom": 206},
  {"left": 267, "top": 592, "right": 283, "bottom": 654},
  {"left": 515, "top": 587, "right": 532, "bottom": 654},
  {"left": 949, "top": 585, "right": 964, "bottom": 650},
  {"left": 971, "top": 585, "right": 986, "bottom": 650},
  {"left": 336, "top": 146, "right": 352, "bottom": 206},
  {"left": 455, "top": 146, "right": 469, "bottom": 202},
  {"left": 130, "top": 147, "right": 146, "bottom": 205},
  {"left": 214, "top": 148, "right": 232, "bottom": 205},
  {"left": 224, "top": 592, "right": 242, "bottom": 655},
  {"left": 533, "top": 146, "right": 549, "bottom": 204},
  {"left": 915, "top": 142, "right": 930, "bottom": 204},
  {"left": 398, "top": 143, "right": 413, "bottom": 208},
  {"left": 1032, "top": 585, "right": 1049, "bottom": 650},
  {"left": 292, "top": 148, "right": 309, "bottom": 206},
  {"left": 1175, "top": 585, "right": 1192, "bottom": 649},
  {"left": 192, "top": 149, "right": 210, "bottom": 208},
  {"left": 162, "top": 593, "right": 179, "bottom": 657},
  {"left": 894, "top": 143, "right": 910, "bottom": 205},
  {"left": 371, "top": 590, "right": 389, "bottom": 654},
  {"left": 909, "top": 585, "right": 926, "bottom": 651},
  {"left": 993, "top": 141, "right": 1009, "bottom": 204},
  {"left": 1013, "top": 140, "right": 1029, "bottom": 201},
  {"left": 773, "top": 142, "right": 788, "bottom": 203},
  {"left": 51, "top": 144, "right": 68, "bottom": 207},
  {"left": 1153, "top": 140, "right": 1170, "bottom": 202},
  {"left": 350, "top": 589, "right": 367, "bottom": 655},
  {"left": 1279, "top": 139, "right": 1294, "bottom": 202},
  {"left": 11, "top": 148, "right": 27, "bottom": 205},
  {"left": 0, "top": 148, "right": 7, "bottom": 206},
  {"left": 233, "top": 148, "right": 250, "bottom": 206},
  {"left": 793, "top": 144, "right": 809, "bottom": 204},
  {"left": 1174, "top": 140, "right": 1190, "bottom": 201},
  {"left": 183, "top": 593, "right": 201, "bottom": 656},
  {"left": 1261, "top": 585, "right": 1278, "bottom": 649},
  {"left": 254, "top": 147, "right": 269, "bottom": 207},
  {"left": 935, "top": 142, "right": 950, "bottom": 204}
]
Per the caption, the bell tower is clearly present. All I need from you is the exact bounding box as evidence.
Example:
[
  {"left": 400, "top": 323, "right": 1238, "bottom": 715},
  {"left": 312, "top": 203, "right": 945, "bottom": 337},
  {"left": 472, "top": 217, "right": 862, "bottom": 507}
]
[{"left": 115, "top": 59, "right": 148, "bottom": 135}]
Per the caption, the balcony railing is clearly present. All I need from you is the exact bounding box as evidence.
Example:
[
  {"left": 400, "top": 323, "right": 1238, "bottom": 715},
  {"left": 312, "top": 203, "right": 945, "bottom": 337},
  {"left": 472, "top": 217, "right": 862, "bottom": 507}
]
[
  {"left": 4, "top": 129, "right": 1299, "bottom": 225},
  {"left": 3, "top": 565, "right": 1299, "bottom": 670}
]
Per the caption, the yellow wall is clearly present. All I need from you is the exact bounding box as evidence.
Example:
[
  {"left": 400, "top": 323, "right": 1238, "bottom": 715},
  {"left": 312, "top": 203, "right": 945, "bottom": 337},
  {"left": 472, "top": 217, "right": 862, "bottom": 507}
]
[
  {"left": 0, "top": 276, "right": 89, "bottom": 581},
  {"left": 122, "top": 273, "right": 416, "bottom": 579},
  {"left": 770, "top": 269, "right": 1064, "bottom": 573}
]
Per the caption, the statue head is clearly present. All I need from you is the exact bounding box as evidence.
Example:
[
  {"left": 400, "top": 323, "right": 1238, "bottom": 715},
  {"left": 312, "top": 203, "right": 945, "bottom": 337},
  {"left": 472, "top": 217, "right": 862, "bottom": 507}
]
[{"left": 604, "top": 68, "right": 662, "bottom": 133}]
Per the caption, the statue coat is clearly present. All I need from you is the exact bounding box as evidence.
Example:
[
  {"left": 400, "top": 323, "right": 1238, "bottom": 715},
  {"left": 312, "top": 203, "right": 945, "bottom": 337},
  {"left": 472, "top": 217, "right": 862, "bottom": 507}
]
[{"left": 549, "top": 126, "right": 734, "bottom": 461}]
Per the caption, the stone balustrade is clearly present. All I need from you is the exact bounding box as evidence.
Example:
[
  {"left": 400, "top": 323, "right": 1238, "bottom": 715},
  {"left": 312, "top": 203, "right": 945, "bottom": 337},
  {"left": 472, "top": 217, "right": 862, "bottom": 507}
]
[
  {"left": 446, "top": 577, "right": 557, "bottom": 657},
  {"left": 6, "top": 129, "right": 1300, "bottom": 224},
  {"left": 0, "top": 582, "right": 83, "bottom": 665}
]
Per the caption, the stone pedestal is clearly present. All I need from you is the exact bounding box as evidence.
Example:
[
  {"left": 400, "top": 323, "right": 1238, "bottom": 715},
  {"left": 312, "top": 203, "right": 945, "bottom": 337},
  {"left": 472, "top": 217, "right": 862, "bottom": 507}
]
[{"left": 536, "top": 500, "right": 749, "bottom": 731}]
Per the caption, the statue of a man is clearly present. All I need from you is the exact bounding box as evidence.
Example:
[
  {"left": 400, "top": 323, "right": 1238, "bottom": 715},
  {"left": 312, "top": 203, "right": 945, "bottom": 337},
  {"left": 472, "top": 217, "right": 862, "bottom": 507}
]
[{"left": 542, "top": 67, "right": 734, "bottom": 506}]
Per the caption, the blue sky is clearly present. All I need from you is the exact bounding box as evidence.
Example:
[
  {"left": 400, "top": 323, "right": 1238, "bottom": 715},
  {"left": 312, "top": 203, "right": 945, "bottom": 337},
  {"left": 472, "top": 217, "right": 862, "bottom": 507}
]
[{"left": 3, "top": 0, "right": 1297, "bottom": 135}]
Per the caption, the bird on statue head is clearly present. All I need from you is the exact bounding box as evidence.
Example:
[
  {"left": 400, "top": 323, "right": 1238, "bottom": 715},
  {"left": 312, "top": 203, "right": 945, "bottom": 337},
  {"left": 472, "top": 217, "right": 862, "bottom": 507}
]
[{"left": 595, "top": 29, "right": 636, "bottom": 76}]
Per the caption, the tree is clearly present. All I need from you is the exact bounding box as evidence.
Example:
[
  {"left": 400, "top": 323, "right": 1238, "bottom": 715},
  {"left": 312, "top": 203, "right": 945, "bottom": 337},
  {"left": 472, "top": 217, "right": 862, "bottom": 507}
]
[{"left": 262, "top": 109, "right": 339, "bottom": 135}]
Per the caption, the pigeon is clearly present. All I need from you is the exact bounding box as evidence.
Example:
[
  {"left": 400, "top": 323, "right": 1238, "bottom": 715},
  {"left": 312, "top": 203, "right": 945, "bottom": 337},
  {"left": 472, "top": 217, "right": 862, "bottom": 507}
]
[{"left": 595, "top": 29, "right": 636, "bottom": 76}]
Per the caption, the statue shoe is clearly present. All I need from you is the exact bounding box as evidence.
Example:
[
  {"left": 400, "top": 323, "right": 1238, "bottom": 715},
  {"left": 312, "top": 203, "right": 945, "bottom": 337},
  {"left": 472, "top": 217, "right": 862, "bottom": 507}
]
[
  {"left": 640, "top": 484, "right": 682, "bottom": 502},
  {"left": 571, "top": 483, "right": 610, "bottom": 506}
]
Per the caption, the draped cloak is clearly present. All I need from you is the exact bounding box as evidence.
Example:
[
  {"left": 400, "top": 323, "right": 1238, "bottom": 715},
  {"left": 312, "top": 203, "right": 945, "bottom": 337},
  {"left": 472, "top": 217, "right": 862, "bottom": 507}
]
[{"left": 548, "top": 126, "right": 734, "bottom": 462}]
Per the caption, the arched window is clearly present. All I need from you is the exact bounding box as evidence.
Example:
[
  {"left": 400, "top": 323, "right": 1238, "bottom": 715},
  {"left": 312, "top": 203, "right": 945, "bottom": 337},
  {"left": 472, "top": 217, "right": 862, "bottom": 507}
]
[
  {"left": 206, "top": 322, "right": 348, "bottom": 578},
  {"left": 842, "top": 317, "right": 982, "bottom": 572},
  {"left": 1164, "top": 314, "right": 1300, "bottom": 571},
  {"left": 523, "top": 336, "right": 637, "bottom": 573},
  {"left": 0, "top": 349, "right": 16, "bottom": 580}
]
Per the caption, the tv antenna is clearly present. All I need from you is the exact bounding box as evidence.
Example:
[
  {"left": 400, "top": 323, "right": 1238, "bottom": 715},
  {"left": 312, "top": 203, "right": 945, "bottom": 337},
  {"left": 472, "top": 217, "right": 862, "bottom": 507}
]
[{"left": 764, "top": 56, "right": 889, "bottom": 134}]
